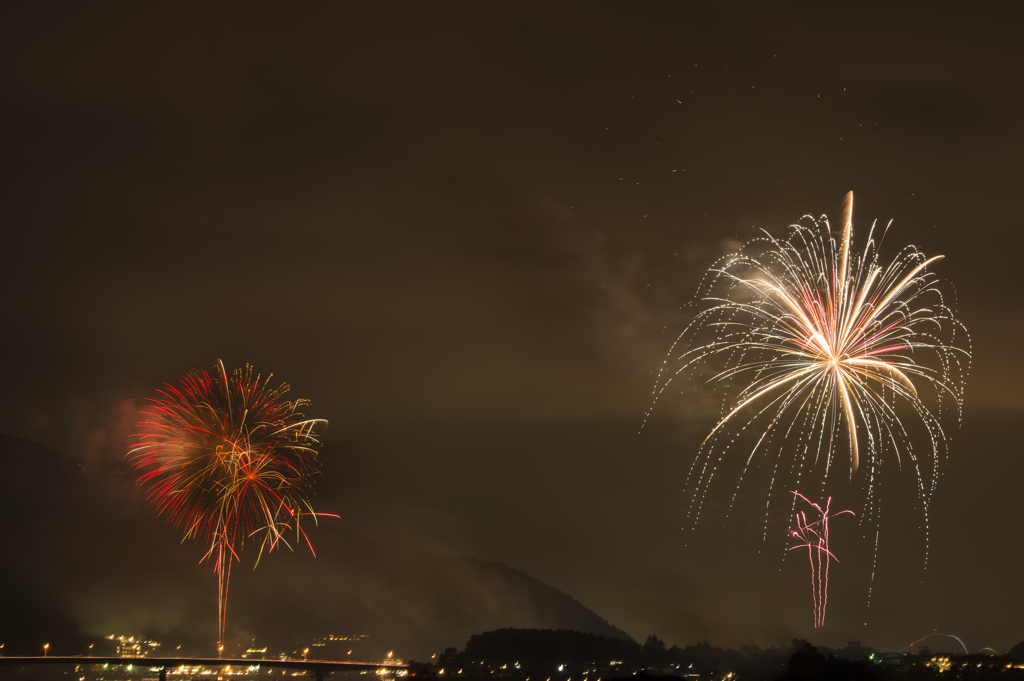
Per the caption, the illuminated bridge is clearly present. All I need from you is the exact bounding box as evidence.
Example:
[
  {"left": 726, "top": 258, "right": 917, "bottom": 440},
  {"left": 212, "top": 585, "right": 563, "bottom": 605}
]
[{"left": 0, "top": 657, "right": 409, "bottom": 681}]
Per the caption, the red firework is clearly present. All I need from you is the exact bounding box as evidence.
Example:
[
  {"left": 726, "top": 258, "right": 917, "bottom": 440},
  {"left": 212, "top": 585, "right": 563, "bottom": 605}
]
[
  {"left": 128, "top": 359, "right": 333, "bottom": 646},
  {"left": 789, "top": 492, "right": 853, "bottom": 628}
]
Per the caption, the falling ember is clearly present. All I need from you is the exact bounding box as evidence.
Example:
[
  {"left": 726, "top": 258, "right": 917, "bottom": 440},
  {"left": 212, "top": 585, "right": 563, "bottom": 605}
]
[
  {"left": 650, "top": 192, "right": 969, "bottom": 551},
  {"left": 128, "top": 359, "right": 335, "bottom": 646},
  {"left": 788, "top": 492, "right": 853, "bottom": 628}
]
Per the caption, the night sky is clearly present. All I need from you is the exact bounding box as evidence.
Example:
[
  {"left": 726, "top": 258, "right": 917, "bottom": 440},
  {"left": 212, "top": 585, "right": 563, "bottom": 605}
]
[{"left": 1, "top": 3, "right": 1022, "bottom": 661}]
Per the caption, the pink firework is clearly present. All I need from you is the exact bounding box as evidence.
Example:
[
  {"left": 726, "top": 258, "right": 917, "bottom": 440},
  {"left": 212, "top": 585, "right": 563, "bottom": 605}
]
[{"left": 789, "top": 492, "right": 853, "bottom": 628}]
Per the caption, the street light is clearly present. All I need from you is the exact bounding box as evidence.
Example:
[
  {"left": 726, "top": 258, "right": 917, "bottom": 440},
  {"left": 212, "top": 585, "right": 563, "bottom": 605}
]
[
  {"left": 218, "top": 645, "right": 224, "bottom": 659},
  {"left": 44, "top": 643, "right": 50, "bottom": 657}
]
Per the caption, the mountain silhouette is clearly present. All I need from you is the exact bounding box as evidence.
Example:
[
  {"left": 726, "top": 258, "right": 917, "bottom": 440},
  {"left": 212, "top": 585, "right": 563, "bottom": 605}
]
[{"left": 0, "top": 435, "right": 627, "bottom": 659}]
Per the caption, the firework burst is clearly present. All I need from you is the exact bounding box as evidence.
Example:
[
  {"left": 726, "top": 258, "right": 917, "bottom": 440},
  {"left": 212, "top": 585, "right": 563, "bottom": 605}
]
[
  {"left": 652, "top": 192, "right": 969, "bottom": 546},
  {"left": 128, "top": 360, "right": 333, "bottom": 645}
]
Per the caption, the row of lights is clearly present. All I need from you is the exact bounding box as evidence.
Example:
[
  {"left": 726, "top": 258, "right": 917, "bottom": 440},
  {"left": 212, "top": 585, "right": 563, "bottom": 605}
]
[
  {"left": 0, "top": 643, "right": 50, "bottom": 656},
  {"left": 3, "top": 641, "right": 376, "bottom": 661},
  {"left": 0, "top": 642, "right": 104, "bottom": 657}
]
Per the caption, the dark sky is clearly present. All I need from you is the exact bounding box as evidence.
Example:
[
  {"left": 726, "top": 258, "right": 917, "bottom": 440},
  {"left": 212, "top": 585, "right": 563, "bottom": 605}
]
[{"left": 1, "top": 2, "right": 1022, "bottom": 659}]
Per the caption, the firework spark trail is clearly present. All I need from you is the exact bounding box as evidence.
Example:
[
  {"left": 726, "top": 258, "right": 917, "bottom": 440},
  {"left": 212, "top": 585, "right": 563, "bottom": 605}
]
[
  {"left": 128, "top": 360, "right": 335, "bottom": 646},
  {"left": 649, "top": 192, "right": 969, "bottom": 555},
  {"left": 902, "top": 632, "right": 969, "bottom": 655},
  {"left": 789, "top": 492, "right": 853, "bottom": 628},
  {"left": 865, "top": 527, "right": 880, "bottom": 622}
]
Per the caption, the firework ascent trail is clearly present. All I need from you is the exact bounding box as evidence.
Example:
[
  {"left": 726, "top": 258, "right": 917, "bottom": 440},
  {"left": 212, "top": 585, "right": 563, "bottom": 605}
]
[
  {"left": 648, "top": 192, "right": 970, "bottom": 564},
  {"left": 788, "top": 492, "right": 853, "bottom": 628},
  {"left": 128, "top": 360, "right": 335, "bottom": 646}
]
